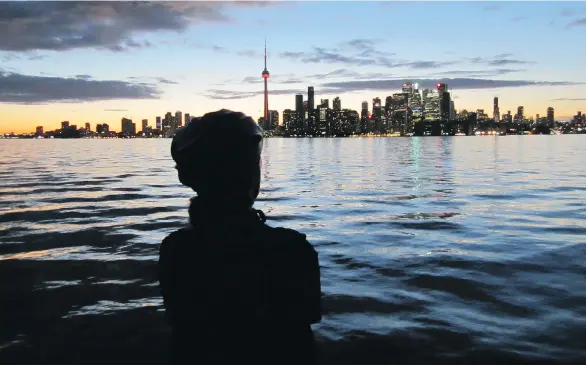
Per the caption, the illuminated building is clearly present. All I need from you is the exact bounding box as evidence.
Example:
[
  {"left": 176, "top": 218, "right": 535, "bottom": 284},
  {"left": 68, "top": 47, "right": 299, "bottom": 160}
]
[
  {"left": 547, "top": 107, "right": 554, "bottom": 126},
  {"left": 422, "top": 89, "right": 440, "bottom": 121},
  {"left": 493, "top": 97, "right": 500, "bottom": 122},
  {"left": 505, "top": 110, "right": 513, "bottom": 123},
  {"left": 283, "top": 109, "right": 295, "bottom": 131},
  {"left": 35, "top": 126, "right": 43, "bottom": 136},
  {"left": 389, "top": 93, "right": 408, "bottom": 131},
  {"left": 294, "top": 94, "right": 304, "bottom": 133},
  {"left": 476, "top": 109, "right": 489, "bottom": 120},
  {"left": 317, "top": 105, "right": 332, "bottom": 135},
  {"left": 372, "top": 97, "right": 382, "bottom": 131},
  {"left": 515, "top": 106, "right": 524, "bottom": 121},
  {"left": 162, "top": 112, "right": 174, "bottom": 137},
  {"left": 156, "top": 116, "right": 162, "bottom": 130},
  {"left": 268, "top": 110, "right": 279, "bottom": 130},
  {"left": 262, "top": 40, "right": 270, "bottom": 122},
  {"left": 142, "top": 119, "right": 148, "bottom": 132},
  {"left": 360, "top": 101, "right": 369, "bottom": 133},
  {"left": 121, "top": 118, "right": 136, "bottom": 135},
  {"left": 85, "top": 123, "right": 91, "bottom": 131},
  {"left": 96, "top": 123, "right": 110, "bottom": 134},
  {"left": 175, "top": 111, "right": 182, "bottom": 128},
  {"left": 402, "top": 82, "right": 414, "bottom": 94},
  {"left": 333, "top": 97, "right": 341, "bottom": 111}
]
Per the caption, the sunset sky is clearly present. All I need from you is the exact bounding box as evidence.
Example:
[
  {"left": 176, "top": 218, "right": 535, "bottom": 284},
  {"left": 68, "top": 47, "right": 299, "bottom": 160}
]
[{"left": 1, "top": 1, "right": 585, "bottom": 133}]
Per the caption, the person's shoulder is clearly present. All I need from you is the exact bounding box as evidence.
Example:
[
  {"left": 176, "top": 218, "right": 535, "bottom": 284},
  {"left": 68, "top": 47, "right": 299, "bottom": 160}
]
[
  {"left": 262, "top": 225, "right": 317, "bottom": 255},
  {"left": 160, "top": 226, "right": 193, "bottom": 253}
]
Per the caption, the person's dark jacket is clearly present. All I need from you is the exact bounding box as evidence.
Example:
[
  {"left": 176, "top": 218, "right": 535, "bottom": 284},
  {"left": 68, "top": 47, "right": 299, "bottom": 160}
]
[{"left": 159, "top": 197, "right": 322, "bottom": 365}]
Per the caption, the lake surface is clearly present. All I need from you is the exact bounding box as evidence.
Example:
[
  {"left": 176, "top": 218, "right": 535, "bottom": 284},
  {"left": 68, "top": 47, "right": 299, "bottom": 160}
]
[{"left": 1, "top": 136, "right": 585, "bottom": 365}]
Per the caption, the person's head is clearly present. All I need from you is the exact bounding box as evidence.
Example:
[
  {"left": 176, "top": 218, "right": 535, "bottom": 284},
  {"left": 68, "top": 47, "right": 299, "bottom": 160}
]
[{"left": 171, "top": 109, "right": 263, "bottom": 207}]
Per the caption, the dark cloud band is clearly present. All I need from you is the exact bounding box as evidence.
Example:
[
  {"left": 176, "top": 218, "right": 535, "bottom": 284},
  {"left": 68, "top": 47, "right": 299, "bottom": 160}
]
[{"left": 0, "top": 71, "right": 160, "bottom": 103}]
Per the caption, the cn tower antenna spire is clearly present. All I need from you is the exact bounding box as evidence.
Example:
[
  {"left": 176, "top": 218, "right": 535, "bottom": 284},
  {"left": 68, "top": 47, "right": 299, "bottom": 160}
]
[{"left": 261, "top": 38, "right": 270, "bottom": 127}]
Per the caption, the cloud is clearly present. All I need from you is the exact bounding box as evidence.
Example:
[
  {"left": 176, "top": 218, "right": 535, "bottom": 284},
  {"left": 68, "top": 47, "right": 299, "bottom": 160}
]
[
  {"left": 156, "top": 77, "right": 177, "bottom": 85},
  {"left": 280, "top": 79, "right": 303, "bottom": 84},
  {"left": 398, "top": 60, "right": 458, "bottom": 69},
  {"left": 1, "top": 52, "right": 47, "bottom": 61},
  {"left": 0, "top": 2, "right": 237, "bottom": 52},
  {"left": 241, "top": 76, "right": 263, "bottom": 84},
  {"left": 550, "top": 98, "right": 586, "bottom": 101},
  {"left": 105, "top": 109, "right": 129, "bottom": 112},
  {"left": 319, "top": 78, "right": 578, "bottom": 93},
  {"left": 0, "top": 71, "right": 160, "bottom": 104},
  {"left": 212, "top": 45, "right": 227, "bottom": 53},
  {"left": 469, "top": 54, "right": 532, "bottom": 66},
  {"left": 483, "top": 5, "right": 500, "bottom": 11},
  {"left": 280, "top": 46, "right": 452, "bottom": 70},
  {"left": 75, "top": 74, "right": 92, "bottom": 80},
  {"left": 512, "top": 17, "right": 526, "bottom": 22},
  {"left": 566, "top": 18, "right": 586, "bottom": 28},
  {"left": 432, "top": 69, "right": 525, "bottom": 77},
  {"left": 204, "top": 78, "right": 579, "bottom": 100},
  {"left": 281, "top": 51, "right": 306, "bottom": 59},
  {"left": 344, "top": 38, "right": 376, "bottom": 51},
  {"left": 237, "top": 49, "right": 262, "bottom": 57},
  {"left": 487, "top": 59, "right": 531, "bottom": 66},
  {"left": 306, "top": 69, "right": 361, "bottom": 80},
  {"left": 561, "top": 8, "right": 586, "bottom": 17},
  {"left": 203, "top": 88, "right": 304, "bottom": 100}
]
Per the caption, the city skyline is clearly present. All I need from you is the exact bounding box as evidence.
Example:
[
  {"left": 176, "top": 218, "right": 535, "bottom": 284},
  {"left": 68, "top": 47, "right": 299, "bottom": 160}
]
[{"left": 1, "top": 1, "right": 586, "bottom": 134}]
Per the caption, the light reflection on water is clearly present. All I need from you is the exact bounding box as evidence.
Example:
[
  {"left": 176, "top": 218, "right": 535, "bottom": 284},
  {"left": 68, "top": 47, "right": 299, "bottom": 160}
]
[{"left": 0, "top": 137, "right": 585, "bottom": 364}]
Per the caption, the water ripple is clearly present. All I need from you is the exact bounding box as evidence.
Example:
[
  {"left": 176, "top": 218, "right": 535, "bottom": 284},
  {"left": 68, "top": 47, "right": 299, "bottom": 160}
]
[{"left": 1, "top": 137, "right": 585, "bottom": 364}]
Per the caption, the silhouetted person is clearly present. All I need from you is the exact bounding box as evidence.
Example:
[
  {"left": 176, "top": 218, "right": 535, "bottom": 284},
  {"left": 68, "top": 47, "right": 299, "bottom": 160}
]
[{"left": 159, "top": 110, "right": 322, "bottom": 365}]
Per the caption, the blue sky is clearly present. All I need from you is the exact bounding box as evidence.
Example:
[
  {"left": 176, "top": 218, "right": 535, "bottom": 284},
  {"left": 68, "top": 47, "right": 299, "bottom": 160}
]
[{"left": 1, "top": 1, "right": 585, "bottom": 132}]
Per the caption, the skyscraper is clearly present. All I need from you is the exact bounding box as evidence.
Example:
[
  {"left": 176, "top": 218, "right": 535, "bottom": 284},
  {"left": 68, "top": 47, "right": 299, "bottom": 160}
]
[
  {"left": 184, "top": 113, "right": 191, "bottom": 126},
  {"left": 437, "top": 83, "right": 447, "bottom": 96},
  {"left": 142, "top": 119, "right": 148, "bottom": 132},
  {"left": 268, "top": 110, "right": 279, "bottom": 130},
  {"left": 295, "top": 94, "right": 303, "bottom": 132},
  {"left": 423, "top": 89, "right": 441, "bottom": 121},
  {"left": 372, "top": 97, "right": 382, "bottom": 131},
  {"left": 517, "top": 106, "right": 524, "bottom": 121},
  {"left": 121, "top": 118, "right": 135, "bottom": 135},
  {"left": 440, "top": 91, "right": 451, "bottom": 121},
  {"left": 262, "top": 39, "right": 270, "bottom": 122},
  {"left": 283, "top": 109, "right": 295, "bottom": 131},
  {"left": 85, "top": 123, "right": 91, "bottom": 131},
  {"left": 308, "top": 87, "right": 314, "bottom": 112},
  {"left": 402, "top": 82, "right": 414, "bottom": 94},
  {"left": 175, "top": 111, "right": 182, "bottom": 128},
  {"left": 156, "top": 116, "right": 162, "bottom": 130},
  {"left": 360, "top": 101, "right": 369, "bottom": 133},
  {"left": 36, "top": 126, "right": 43, "bottom": 136},
  {"left": 547, "top": 107, "right": 554, "bottom": 126},
  {"left": 333, "top": 97, "right": 341, "bottom": 111},
  {"left": 493, "top": 97, "right": 500, "bottom": 122},
  {"left": 61, "top": 121, "right": 69, "bottom": 129}
]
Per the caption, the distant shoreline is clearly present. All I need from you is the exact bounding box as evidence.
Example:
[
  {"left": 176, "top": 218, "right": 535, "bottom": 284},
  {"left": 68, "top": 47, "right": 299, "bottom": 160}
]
[{"left": 2, "top": 133, "right": 585, "bottom": 140}]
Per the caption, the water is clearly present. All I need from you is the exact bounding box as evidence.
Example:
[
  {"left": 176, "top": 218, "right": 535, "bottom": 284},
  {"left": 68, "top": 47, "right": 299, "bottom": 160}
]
[{"left": 1, "top": 137, "right": 585, "bottom": 365}]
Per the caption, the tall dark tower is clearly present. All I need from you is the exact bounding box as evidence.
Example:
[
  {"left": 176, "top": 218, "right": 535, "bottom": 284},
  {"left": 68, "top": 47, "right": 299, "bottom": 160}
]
[
  {"left": 261, "top": 39, "right": 270, "bottom": 123},
  {"left": 493, "top": 97, "right": 500, "bottom": 122},
  {"left": 308, "top": 87, "right": 315, "bottom": 112}
]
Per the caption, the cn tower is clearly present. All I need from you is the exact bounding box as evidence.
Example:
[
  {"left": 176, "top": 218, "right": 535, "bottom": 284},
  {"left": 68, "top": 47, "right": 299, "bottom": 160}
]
[{"left": 261, "top": 39, "right": 270, "bottom": 123}]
